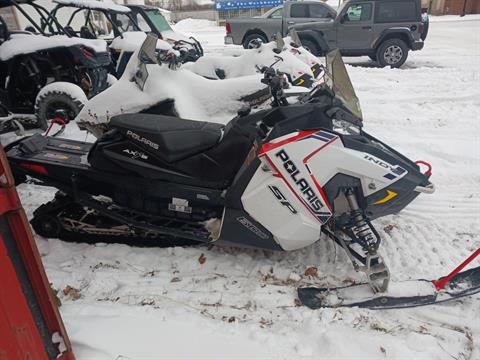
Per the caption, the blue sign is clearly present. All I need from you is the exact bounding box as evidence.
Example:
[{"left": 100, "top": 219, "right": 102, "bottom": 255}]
[{"left": 215, "top": 0, "right": 283, "bottom": 11}]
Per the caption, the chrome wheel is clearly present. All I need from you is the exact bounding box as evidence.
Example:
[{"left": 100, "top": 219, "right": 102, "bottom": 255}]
[
  {"left": 383, "top": 45, "right": 403, "bottom": 65},
  {"left": 247, "top": 38, "right": 263, "bottom": 49}
]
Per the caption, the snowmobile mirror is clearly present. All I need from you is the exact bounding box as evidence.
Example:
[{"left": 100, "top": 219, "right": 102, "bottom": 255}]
[
  {"left": 289, "top": 29, "right": 303, "bottom": 48},
  {"left": 325, "top": 49, "right": 363, "bottom": 121},
  {"left": 134, "top": 33, "right": 159, "bottom": 91},
  {"left": 275, "top": 32, "right": 285, "bottom": 51},
  {"left": 138, "top": 33, "right": 159, "bottom": 65}
]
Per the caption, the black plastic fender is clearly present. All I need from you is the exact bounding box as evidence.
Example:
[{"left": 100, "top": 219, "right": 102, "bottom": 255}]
[
  {"left": 296, "top": 30, "right": 330, "bottom": 54},
  {"left": 373, "top": 28, "right": 416, "bottom": 49}
]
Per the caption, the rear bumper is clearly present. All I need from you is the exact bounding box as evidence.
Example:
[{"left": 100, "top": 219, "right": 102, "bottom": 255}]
[
  {"left": 224, "top": 36, "right": 234, "bottom": 45},
  {"left": 411, "top": 40, "right": 424, "bottom": 51}
]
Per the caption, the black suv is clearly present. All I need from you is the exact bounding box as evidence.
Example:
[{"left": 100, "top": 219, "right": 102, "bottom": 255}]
[{"left": 293, "top": 0, "right": 428, "bottom": 67}]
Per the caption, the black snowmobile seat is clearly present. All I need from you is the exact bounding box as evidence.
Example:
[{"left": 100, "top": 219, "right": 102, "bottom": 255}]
[{"left": 110, "top": 113, "right": 224, "bottom": 163}]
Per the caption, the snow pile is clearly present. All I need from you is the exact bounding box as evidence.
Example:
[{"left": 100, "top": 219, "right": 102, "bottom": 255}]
[
  {"left": 174, "top": 18, "right": 218, "bottom": 32},
  {"left": 0, "top": 34, "right": 107, "bottom": 61},
  {"left": 110, "top": 32, "right": 172, "bottom": 52},
  {"left": 429, "top": 14, "right": 480, "bottom": 22},
  {"left": 53, "top": 0, "right": 130, "bottom": 13}
]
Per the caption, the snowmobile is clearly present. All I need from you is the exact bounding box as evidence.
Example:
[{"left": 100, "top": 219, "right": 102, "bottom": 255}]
[
  {"left": 183, "top": 32, "right": 317, "bottom": 88},
  {"left": 0, "top": 0, "right": 110, "bottom": 134},
  {"left": 6, "top": 48, "right": 442, "bottom": 300},
  {"left": 73, "top": 34, "right": 286, "bottom": 137}
]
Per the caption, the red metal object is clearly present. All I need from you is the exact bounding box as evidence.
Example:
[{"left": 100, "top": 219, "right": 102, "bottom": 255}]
[
  {"left": 0, "top": 144, "right": 75, "bottom": 359},
  {"left": 44, "top": 117, "right": 66, "bottom": 136},
  {"left": 20, "top": 163, "right": 49, "bottom": 175},
  {"left": 432, "top": 248, "right": 480, "bottom": 291},
  {"left": 415, "top": 160, "right": 432, "bottom": 177}
]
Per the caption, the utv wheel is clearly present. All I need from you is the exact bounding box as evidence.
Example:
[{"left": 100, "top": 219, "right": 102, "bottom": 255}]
[
  {"left": 243, "top": 33, "right": 267, "bottom": 49},
  {"left": 376, "top": 39, "right": 409, "bottom": 68},
  {"left": 301, "top": 39, "right": 321, "bottom": 56},
  {"left": 35, "top": 82, "right": 87, "bottom": 130},
  {"left": 31, "top": 214, "right": 62, "bottom": 238}
]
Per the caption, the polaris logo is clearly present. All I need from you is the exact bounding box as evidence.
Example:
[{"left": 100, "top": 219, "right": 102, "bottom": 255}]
[
  {"left": 275, "top": 149, "right": 324, "bottom": 212},
  {"left": 126, "top": 130, "right": 159, "bottom": 150}
]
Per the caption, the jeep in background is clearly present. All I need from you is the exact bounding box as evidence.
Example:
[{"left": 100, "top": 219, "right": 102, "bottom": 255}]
[
  {"left": 225, "top": 0, "right": 336, "bottom": 48},
  {"left": 293, "top": 0, "right": 427, "bottom": 67}
]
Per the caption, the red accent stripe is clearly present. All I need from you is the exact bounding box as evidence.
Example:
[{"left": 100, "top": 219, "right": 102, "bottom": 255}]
[
  {"left": 20, "top": 163, "right": 48, "bottom": 176},
  {"left": 301, "top": 137, "right": 338, "bottom": 211},
  {"left": 264, "top": 154, "right": 325, "bottom": 223},
  {"left": 259, "top": 130, "right": 318, "bottom": 156},
  {"left": 303, "top": 137, "right": 338, "bottom": 164},
  {"left": 310, "top": 173, "right": 332, "bottom": 211}
]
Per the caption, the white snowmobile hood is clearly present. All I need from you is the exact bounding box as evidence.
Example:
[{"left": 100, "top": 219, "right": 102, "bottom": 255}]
[{"left": 0, "top": 33, "right": 108, "bottom": 61}]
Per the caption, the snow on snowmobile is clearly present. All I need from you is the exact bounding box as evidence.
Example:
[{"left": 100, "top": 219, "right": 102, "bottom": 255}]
[
  {"left": 73, "top": 34, "right": 286, "bottom": 136},
  {"left": 6, "top": 49, "right": 442, "bottom": 300},
  {"left": 183, "top": 33, "right": 316, "bottom": 88},
  {"left": 209, "top": 30, "right": 325, "bottom": 84}
]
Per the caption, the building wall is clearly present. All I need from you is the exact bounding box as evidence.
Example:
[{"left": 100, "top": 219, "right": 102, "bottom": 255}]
[
  {"left": 444, "top": 0, "right": 480, "bottom": 14},
  {"left": 429, "top": 0, "right": 480, "bottom": 15}
]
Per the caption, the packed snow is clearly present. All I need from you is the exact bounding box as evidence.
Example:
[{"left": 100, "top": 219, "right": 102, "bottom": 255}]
[
  {"left": 53, "top": 0, "right": 130, "bottom": 13},
  {"left": 2, "top": 15, "right": 480, "bottom": 360},
  {"left": 109, "top": 31, "right": 173, "bottom": 52},
  {"left": 0, "top": 34, "right": 107, "bottom": 61}
]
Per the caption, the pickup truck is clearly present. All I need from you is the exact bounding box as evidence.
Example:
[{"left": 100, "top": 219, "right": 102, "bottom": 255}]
[{"left": 225, "top": 1, "right": 336, "bottom": 49}]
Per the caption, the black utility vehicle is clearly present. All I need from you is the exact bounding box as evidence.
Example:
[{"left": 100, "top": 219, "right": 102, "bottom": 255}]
[
  {"left": 0, "top": 0, "right": 110, "bottom": 133},
  {"left": 46, "top": 0, "right": 202, "bottom": 77}
]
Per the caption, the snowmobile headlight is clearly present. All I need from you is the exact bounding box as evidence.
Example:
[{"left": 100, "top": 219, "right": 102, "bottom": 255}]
[{"left": 332, "top": 118, "right": 360, "bottom": 135}]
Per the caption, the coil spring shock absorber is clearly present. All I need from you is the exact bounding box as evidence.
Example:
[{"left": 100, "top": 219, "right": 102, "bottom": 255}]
[
  {"left": 342, "top": 188, "right": 390, "bottom": 293},
  {"left": 345, "top": 189, "right": 381, "bottom": 254}
]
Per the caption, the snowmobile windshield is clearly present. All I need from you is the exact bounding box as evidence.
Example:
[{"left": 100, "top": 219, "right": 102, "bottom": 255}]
[
  {"left": 144, "top": 9, "right": 172, "bottom": 33},
  {"left": 325, "top": 49, "right": 363, "bottom": 121}
]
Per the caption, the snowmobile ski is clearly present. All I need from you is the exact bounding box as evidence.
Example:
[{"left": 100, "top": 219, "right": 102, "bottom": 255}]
[{"left": 298, "top": 250, "right": 480, "bottom": 310}]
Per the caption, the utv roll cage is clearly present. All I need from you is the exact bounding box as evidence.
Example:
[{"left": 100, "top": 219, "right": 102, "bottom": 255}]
[
  {"left": 0, "top": 0, "right": 67, "bottom": 36},
  {"left": 45, "top": 0, "right": 142, "bottom": 40},
  {"left": 44, "top": 0, "right": 203, "bottom": 59}
]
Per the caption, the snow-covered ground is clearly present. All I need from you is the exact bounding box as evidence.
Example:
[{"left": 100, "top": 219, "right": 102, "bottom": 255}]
[{"left": 8, "top": 16, "right": 480, "bottom": 359}]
